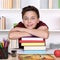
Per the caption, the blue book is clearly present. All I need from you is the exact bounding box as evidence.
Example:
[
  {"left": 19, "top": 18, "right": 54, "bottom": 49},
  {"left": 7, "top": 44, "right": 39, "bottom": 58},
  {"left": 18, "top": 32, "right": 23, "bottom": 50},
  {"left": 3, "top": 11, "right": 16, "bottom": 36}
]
[{"left": 17, "top": 50, "right": 46, "bottom": 54}]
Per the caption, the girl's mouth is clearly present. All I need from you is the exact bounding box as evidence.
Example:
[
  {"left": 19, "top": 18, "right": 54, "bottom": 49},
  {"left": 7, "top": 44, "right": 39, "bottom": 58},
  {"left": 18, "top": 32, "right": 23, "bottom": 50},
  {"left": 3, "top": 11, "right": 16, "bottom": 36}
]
[{"left": 27, "top": 24, "right": 33, "bottom": 27}]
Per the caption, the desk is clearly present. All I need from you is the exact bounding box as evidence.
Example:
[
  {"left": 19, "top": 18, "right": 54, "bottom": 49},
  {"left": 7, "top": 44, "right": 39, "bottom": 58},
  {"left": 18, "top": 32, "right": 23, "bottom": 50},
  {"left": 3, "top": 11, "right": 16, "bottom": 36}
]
[
  {"left": 2, "top": 54, "right": 60, "bottom": 60},
  {"left": 5, "top": 55, "right": 60, "bottom": 60}
]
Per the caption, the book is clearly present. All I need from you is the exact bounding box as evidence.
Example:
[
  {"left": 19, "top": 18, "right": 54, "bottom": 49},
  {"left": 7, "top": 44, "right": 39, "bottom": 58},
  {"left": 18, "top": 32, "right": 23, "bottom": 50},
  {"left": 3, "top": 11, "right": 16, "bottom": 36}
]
[
  {"left": 16, "top": 0, "right": 20, "bottom": 8},
  {"left": 1, "top": 16, "right": 6, "bottom": 30},
  {"left": 22, "top": 37, "right": 44, "bottom": 41},
  {"left": 8, "top": 0, "right": 13, "bottom": 9},
  {"left": 49, "top": 0, "right": 53, "bottom": 9},
  {"left": 17, "top": 50, "right": 46, "bottom": 54},
  {"left": 19, "top": 40, "right": 45, "bottom": 43},
  {"left": 0, "top": 17, "right": 1, "bottom": 29},
  {"left": 21, "top": 43, "right": 45, "bottom": 46},
  {"left": 2, "top": 0, "right": 5, "bottom": 8},
  {"left": 24, "top": 46, "right": 46, "bottom": 50},
  {"left": 2, "top": 0, "right": 13, "bottom": 9},
  {"left": 58, "top": 0, "right": 60, "bottom": 8}
]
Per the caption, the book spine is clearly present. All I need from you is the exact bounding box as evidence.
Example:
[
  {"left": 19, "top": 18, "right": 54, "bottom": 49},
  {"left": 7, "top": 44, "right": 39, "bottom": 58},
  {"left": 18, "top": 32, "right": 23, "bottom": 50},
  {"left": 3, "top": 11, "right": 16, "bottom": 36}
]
[
  {"left": 17, "top": 50, "right": 46, "bottom": 54},
  {"left": 16, "top": 0, "right": 20, "bottom": 8},
  {"left": 0, "top": 17, "right": 1, "bottom": 30},
  {"left": 21, "top": 43, "right": 45, "bottom": 46},
  {"left": 2, "top": 0, "right": 5, "bottom": 8},
  {"left": 7, "top": 0, "right": 13, "bottom": 9},
  {"left": 58, "top": 0, "right": 60, "bottom": 8},
  {"left": 2, "top": 0, "right": 13, "bottom": 9},
  {"left": 49, "top": 0, "right": 53, "bottom": 9},
  {"left": 24, "top": 46, "right": 46, "bottom": 50},
  {"left": 19, "top": 40, "right": 45, "bottom": 43},
  {"left": 22, "top": 38, "right": 43, "bottom": 40},
  {"left": 1, "top": 16, "right": 6, "bottom": 30}
]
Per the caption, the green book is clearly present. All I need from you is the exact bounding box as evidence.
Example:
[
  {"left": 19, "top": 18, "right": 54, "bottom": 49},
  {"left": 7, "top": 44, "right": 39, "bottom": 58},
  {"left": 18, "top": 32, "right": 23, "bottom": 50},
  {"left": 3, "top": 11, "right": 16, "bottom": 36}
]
[{"left": 58, "top": 0, "right": 60, "bottom": 8}]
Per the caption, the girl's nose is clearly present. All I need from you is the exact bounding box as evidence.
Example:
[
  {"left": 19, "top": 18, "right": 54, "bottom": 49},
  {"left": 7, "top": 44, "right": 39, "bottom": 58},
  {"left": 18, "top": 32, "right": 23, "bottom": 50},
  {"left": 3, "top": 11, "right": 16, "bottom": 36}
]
[{"left": 28, "top": 19, "right": 31, "bottom": 23}]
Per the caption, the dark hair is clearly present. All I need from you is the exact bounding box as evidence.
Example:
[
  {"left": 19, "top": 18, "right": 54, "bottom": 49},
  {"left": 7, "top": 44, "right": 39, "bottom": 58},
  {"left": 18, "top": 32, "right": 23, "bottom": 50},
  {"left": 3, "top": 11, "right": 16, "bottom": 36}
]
[{"left": 22, "top": 6, "right": 40, "bottom": 18}]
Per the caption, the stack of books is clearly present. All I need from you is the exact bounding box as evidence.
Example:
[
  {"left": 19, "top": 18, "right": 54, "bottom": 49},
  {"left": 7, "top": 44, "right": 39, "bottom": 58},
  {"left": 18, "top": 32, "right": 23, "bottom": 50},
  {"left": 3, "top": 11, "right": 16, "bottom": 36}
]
[
  {"left": 19, "top": 37, "right": 46, "bottom": 54},
  {"left": 0, "top": 16, "right": 6, "bottom": 30}
]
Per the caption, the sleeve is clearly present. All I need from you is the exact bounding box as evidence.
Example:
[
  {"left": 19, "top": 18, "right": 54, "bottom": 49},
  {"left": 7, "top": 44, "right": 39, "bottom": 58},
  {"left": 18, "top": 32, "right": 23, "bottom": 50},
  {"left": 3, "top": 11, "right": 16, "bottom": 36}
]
[
  {"left": 14, "top": 22, "right": 25, "bottom": 28},
  {"left": 40, "top": 21, "right": 48, "bottom": 28},
  {"left": 36, "top": 21, "right": 49, "bottom": 29}
]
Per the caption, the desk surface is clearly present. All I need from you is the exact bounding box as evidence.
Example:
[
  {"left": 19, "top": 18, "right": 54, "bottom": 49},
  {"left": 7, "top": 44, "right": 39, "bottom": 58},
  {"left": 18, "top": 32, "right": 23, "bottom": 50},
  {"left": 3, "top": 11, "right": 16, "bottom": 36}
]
[{"left": 4, "top": 54, "right": 60, "bottom": 60}]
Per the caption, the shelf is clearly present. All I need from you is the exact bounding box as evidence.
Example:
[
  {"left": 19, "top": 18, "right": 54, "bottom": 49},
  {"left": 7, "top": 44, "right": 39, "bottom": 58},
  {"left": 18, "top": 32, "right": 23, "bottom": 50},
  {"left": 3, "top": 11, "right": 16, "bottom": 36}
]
[
  {"left": 49, "top": 30, "right": 60, "bottom": 32},
  {"left": 0, "top": 9, "right": 60, "bottom": 11},
  {"left": 0, "top": 29, "right": 60, "bottom": 32},
  {"left": 0, "top": 9, "right": 21, "bottom": 11},
  {"left": 39, "top": 9, "right": 60, "bottom": 11},
  {"left": 0, "top": 29, "right": 10, "bottom": 32},
  {"left": 0, "top": 8, "right": 60, "bottom": 11}
]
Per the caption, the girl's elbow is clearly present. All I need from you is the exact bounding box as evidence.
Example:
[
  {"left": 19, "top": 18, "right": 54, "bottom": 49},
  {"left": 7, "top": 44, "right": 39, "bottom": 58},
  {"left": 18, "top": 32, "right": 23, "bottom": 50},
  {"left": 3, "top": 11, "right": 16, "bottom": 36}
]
[
  {"left": 8, "top": 34, "right": 13, "bottom": 39},
  {"left": 8, "top": 33, "right": 15, "bottom": 39},
  {"left": 45, "top": 31, "right": 49, "bottom": 39}
]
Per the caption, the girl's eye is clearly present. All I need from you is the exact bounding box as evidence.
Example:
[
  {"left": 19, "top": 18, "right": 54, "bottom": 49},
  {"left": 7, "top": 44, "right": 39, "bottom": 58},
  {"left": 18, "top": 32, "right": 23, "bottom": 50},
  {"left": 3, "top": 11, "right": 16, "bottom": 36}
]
[
  {"left": 24, "top": 18, "right": 28, "bottom": 20},
  {"left": 31, "top": 17, "right": 35, "bottom": 20}
]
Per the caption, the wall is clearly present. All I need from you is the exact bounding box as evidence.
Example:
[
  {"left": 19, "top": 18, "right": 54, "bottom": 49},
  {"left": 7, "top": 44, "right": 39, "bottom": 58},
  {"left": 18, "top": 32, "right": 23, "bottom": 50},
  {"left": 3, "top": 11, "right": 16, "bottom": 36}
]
[{"left": 0, "top": 0, "right": 60, "bottom": 48}]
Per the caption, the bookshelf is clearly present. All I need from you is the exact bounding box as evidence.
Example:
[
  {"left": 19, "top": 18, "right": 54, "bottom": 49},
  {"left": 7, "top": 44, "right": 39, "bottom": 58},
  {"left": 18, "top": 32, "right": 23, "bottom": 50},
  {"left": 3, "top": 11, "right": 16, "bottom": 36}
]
[{"left": 0, "top": 0, "right": 60, "bottom": 50}]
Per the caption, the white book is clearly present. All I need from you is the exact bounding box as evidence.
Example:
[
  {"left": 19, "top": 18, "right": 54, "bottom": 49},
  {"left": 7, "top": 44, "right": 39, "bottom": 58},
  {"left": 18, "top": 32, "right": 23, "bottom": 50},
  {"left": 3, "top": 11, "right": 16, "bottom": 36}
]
[
  {"left": 24, "top": 46, "right": 46, "bottom": 50},
  {"left": 11, "top": 40, "right": 18, "bottom": 49},
  {"left": 16, "top": 0, "right": 20, "bottom": 8},
  {"left": 22, "top": 37, "right": 44, "bottom": 41},
  {"left": 1, "top": 16, "right": 6, "bottom": 30},
  {"left": 49, "top": 0, "right": 53, "bottom": 9},
  {"left": 0, "top": 17, "right": 1, "bottom": 29}
]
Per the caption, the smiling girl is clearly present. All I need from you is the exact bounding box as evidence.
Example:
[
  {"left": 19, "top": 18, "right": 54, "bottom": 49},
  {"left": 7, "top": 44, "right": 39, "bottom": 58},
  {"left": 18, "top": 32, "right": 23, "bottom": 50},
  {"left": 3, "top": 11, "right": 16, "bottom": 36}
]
[{"left": 9, "top": 6, "right": 49, "bottom": 48}]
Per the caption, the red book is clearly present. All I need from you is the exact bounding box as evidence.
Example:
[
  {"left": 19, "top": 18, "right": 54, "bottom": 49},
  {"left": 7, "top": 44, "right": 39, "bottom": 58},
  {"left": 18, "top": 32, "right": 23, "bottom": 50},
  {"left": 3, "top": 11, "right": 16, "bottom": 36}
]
[{"left": 19, "top": 40, "right": 45, "bottom": 43}]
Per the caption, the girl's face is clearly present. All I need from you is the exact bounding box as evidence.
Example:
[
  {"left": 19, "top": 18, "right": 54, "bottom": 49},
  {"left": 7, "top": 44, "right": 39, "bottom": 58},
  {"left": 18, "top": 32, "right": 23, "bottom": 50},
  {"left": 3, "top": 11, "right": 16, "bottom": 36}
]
[{"left": 23, "top": 11, "right": 39, "bottom": 29}]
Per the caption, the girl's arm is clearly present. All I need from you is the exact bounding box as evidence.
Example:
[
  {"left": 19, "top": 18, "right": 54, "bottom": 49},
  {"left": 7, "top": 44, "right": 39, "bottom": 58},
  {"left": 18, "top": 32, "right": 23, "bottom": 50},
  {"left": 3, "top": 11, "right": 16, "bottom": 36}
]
[
  {"left": 24, "top": 26, "right": 49, "bottom": 39},
  {"left": 9, "top": 26, "right": 49, "bottom": 39},
  {"left": 9, "top": 31, "right": 31, "bottom": 40}
]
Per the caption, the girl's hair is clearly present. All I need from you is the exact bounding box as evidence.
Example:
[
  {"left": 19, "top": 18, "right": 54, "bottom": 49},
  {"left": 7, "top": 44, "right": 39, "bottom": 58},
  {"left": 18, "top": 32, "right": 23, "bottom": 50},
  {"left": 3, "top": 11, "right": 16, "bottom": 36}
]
[{"left": 22, "top": 6, "right": 40, "bottom": 18}]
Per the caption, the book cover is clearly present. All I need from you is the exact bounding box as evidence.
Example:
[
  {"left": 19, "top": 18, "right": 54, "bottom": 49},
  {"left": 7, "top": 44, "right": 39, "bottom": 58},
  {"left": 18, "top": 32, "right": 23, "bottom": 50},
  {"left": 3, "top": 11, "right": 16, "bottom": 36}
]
[{"left": 24, "top": 46, "right": 46, "bottom": 50}]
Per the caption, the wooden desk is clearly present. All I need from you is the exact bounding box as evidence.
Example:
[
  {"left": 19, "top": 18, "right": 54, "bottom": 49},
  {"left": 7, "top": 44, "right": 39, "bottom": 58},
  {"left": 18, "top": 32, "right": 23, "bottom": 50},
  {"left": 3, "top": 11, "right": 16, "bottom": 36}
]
[{"left": 2, "top": 55, "right": 60, "bottom": 60}]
